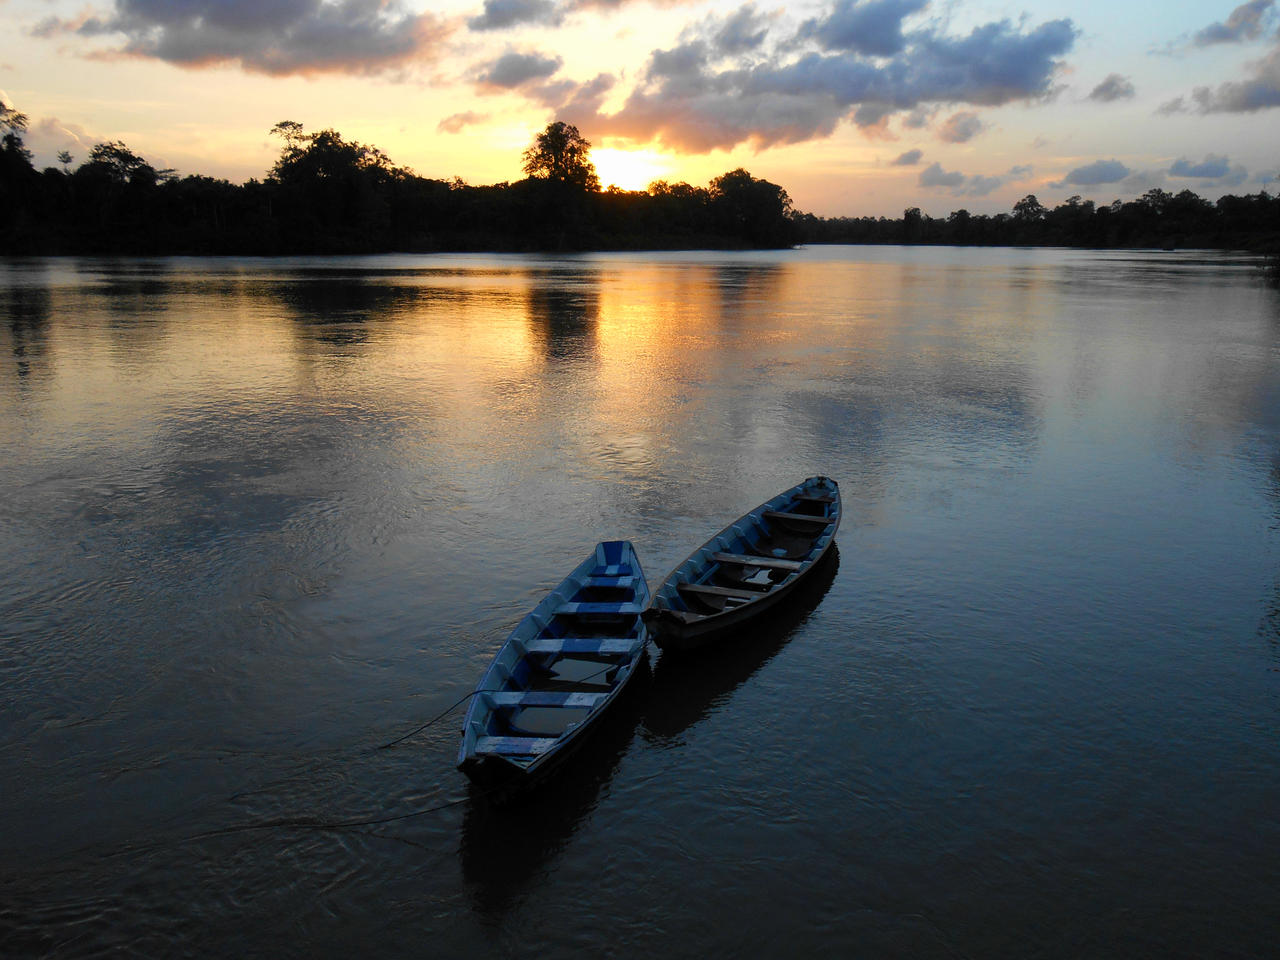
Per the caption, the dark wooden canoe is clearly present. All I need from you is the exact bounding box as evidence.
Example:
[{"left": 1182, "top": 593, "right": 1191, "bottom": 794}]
[{"left": 642, "top": 477, "right": 840, "bottom": 652}]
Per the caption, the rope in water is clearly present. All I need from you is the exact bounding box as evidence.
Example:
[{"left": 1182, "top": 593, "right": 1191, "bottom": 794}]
[
  {"left": 180, "top": 661, "right": 632, "bottom": 839},
  {"left": 379, "top": 659, "right": 622, "bottom": 750}
]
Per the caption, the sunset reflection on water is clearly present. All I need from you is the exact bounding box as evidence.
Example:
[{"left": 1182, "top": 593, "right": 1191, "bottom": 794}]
[{"left": 2, "top": 248, "right": 1279, "bottom": 959}]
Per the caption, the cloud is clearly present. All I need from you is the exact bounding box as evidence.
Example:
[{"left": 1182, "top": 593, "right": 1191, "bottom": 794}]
[
  {"left": 1155, "top": 96, "right": 1187, "bottom": 115},
  {"left": 891, "top": 148, "right": 922, "bottom": 165},
  {"left": 1169, "top": 154, "right": 1231, "bottom": 178},
  {"left": 22, "top": 116, "right": 100, "bottom": 167},
  {"left": 936, "top": 110, "right": 984, "bottom": 143},
  {"left": 437, "top": 111, "right": 488, "bottom": 134},
  {"left": 1192, "top": 0, "right": 1274, "bottom": 47},
  {"left": 908, "top": 19, "right": 1078, "bottom": 105},
  {"left": 1050, "top": 158, "right": 1130, "bottom": 187},
  {"left": 918, "top": 160, "right": 1031, "bottom": 195},
  {"left": 901, "top": 106, "right": 933, "bottom": 128},
  {"left": 1088, "top": 73, "right": 1135, "bottom": 102},
  {"left": 33, "top": 0, "right": 451, "bottom": 76},
  {"left": 799, "top": 0, "right": 930, "bottom": 57},
  {"left": 1190, "top": 46, "right": 1280, "bottom": 111},
  {"left": 476, "top": 50, "right": 563, "bottom": 90},
  {"left": 708, "top": 4, "right": 772, "bottom": 56},
  {"left": 565, "top": 14, "right": 1077, "bottom": 152},
  {"left": 1217, "top": 165, "right": 1250, "bottom": 187},
  {"left": 963, "top": 165, "right": 1031, "bottom": 197},
  {"left": 468, "top": 0, "right": 564, "bottom": 32},
  {"left": 919, "top": 161, "right": 964, "bottom": 188},
  {"left": 1168, "top": 155, "right": 1249, "bottom": 187}
]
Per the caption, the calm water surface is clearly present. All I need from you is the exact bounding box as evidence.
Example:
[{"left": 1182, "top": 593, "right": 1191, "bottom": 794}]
[{"left": 2, "top": 247, "right": 1278, "bottom": 957}]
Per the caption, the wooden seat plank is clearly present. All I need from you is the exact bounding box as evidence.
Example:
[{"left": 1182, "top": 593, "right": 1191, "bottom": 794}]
[
  {"left": 678, "top": 582, "right": 761, "bottom": 601},
  {"left": 713, "top": 552, "right": 803, "bottom": 571},
  {"left": 475, "top": 735, "right": 560, "bottom": 756},
  {"left": 584, "top": 576, "right": 637, "bottom": 589},
  {"left": 524, "top": 637, "right": 639, "bottom": 656},
  {"left": 482, "top": 690, "right": 609, "bottom": 708},
  {"left": 556, "top": 601, "right": 644, "bottom": 616},
  {"left": 763, "top": 510, "right": 833, "bottom": 525}
]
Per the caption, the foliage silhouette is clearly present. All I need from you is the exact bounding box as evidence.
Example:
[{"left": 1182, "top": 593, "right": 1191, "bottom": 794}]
[
  {"left": 522, "top": 121, "right": 600, "bottom": 192},
  {"left": 0, "top": 102, "right": 1275, "bottom": 257}
]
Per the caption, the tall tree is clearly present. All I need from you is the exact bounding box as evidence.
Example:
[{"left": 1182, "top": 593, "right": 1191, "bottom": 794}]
[
  {"left": 0, "top": 101, "right": 34, "bottom": 168},
  {"left": 521, "top": 121, "right": 600, "bottom": 191},
  {"left": 710, "top": 168, "right": 795, "bottom": 246}
]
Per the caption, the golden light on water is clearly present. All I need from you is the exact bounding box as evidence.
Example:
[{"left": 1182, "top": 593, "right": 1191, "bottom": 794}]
[{"left": 590, "top": 148, "right": 671, "bottom": 192}]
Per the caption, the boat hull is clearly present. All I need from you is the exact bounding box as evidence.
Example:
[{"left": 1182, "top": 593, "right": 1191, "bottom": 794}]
[
  {"left": 457, "top": 540, "right": 650, "bottom": 792},
  {"left": 645, "top": 477, "right": 840, "bottom": 652}
]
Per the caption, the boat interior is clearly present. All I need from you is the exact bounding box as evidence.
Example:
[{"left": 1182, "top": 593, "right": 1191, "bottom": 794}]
[
  {"left": 672, "top": 490, "right": 837, "bottom": 615},
  {"left": 475, "top": 545, "right": 647, "bottom": 747}
]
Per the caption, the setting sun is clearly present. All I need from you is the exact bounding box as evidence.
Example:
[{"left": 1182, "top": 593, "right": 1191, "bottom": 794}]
[{"left": 590, "top": 148, "right": 671, "bottom": 192}]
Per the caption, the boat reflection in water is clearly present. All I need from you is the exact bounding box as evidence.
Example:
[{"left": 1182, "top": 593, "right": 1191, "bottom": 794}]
[
  {"left": 457, "top": 654, "right": 652, "bottom": 914},
  {"left": 458, "top": 545, "right": 839, "bottom": 914},
  {"left": 642, "top": 544, "right": 839, "bottom": 743}
]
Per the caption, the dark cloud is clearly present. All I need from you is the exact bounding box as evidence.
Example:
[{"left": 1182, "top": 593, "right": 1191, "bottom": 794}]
[
  {"left": 477, "top": 50, "right": 563, "bottom": 89},
  {"left": 1192, "top": 0, "right": 1274, "bottom": 47},
  {"left": 1190, "top": 46, "right": 1280, "bottom": 111},
  {"left": 1088, "top": 73, "right": 1135, "bottom": 102},
  {"left": 908, "top": 19, "right": 1077, "bottom": 105},
  {"left": 936, "top": 110, "right": 984, "bottom": 143},
  {"left": 709, "top": 4, "right": 771, "bottom": 56},
  {"left": 33, "top": 0, "right": 450, "bottom": 75},
  {"left": 552, "top": 72, "right": 617, "bottom": 121},
  {"left": 1169, "top": 155, "right": 1248, "bottom": 186},
  {"left": 853, "top": 102, "right": 896, "bottom": 128},
  {"left": 919, "top": 161, "right": 1030, "bottom": 196},
  {"left": 800, "top": 0, "right": 930, "bottom": 57},
  {"left": 1050, "top": 159, "right": 1130, "bottom": 187},
  {"left": 468, "top": 0, "right": 564, "bottom": 32},
  {"left": 891, "top": 148, "right": 922, "bottom": 165},
  {"left": 1169, "top": 154, "right": 1231, "bottom": 178},
  {"left": 437, "top": 111, "right": 488, "bottom": 134},
  {"left": 567, "top": 14, "right": 1076, "bottom": 152},
  {"left": 1155, "top": 96, "right": 1187, "bottom": 115},
  {"left": 919, "top": 162, "right": 964, "bottom": 188}
]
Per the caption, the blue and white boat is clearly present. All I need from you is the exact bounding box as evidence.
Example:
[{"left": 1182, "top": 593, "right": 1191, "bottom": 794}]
[
  {"left": 643, "top": 477, "right": 840, "bottom": 652},
  {"left": 457, "top": 541, "right": 650, "bottom": 790}
]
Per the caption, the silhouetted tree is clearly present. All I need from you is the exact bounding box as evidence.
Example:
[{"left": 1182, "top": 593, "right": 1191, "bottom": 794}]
[
  {"left": 266, "top": 122, "right": 408, "bottom": 250},
  {"left": 522, "top": 121, "right": 600, "bottom": 192},
  {"left": 0, "top": 100, "right": 38, "bottom": 245},
  {"left": 709, "top": 168, "right": 795, "bottom": 246},
  {"left": 1013, "top": 194, "right": 1046, "bottom": 222}
]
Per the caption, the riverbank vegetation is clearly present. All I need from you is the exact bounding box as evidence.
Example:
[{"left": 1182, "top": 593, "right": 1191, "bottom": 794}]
[{"left": 1, "top": 106, "right": 1277, "bottom": 256}]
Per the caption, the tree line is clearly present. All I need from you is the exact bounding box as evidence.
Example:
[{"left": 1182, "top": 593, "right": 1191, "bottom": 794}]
[
  {"left": 0, "top": 113, "right": 797, "bottom": 255},
  {"left": 798, "top": 191, "right": 1279, "bottom": 253},
  {"left": 0, "top": 102, "right": 1276, "bottom": 257}
]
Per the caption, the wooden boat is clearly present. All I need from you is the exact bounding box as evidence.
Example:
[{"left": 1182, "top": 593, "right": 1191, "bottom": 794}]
[
  {"left": 642, "top": 476, "right": 840, "bottom": 652},
  {"left": 457, "top": 541, "right": 650, "bottom": 790}
]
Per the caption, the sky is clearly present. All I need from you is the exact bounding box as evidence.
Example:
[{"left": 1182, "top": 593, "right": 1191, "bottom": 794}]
[{"left": 2, "top": 0, "right": 1279, "bottom": 216}]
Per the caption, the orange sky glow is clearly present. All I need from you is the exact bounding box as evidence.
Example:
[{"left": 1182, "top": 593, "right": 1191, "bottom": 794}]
[{"left": 3, "top": 1, "right": 1278, "bottom": 217}]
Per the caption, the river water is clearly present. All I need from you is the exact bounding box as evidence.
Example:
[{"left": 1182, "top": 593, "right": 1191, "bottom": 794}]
[{"left": 1, "top": 247, "right": 1278, "bottom": 957}]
